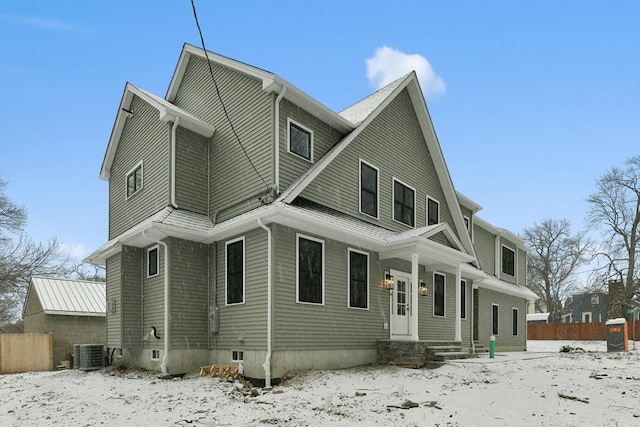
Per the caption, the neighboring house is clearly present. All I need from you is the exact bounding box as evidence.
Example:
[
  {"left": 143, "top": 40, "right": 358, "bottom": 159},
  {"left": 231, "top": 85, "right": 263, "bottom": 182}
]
[
  {"left": 572, "top": 291, "right": 609, "bottom": 323},
  {"left": 23, "top": 277, "right": 106, "bottom": 367},
  {"left": 86, "top": 44, "right": 537, "bottom": 383}
]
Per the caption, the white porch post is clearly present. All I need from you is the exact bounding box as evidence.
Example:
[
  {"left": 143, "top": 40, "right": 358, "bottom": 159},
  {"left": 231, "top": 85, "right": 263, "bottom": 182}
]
[
  {"left": 411, "top": 253, "right": 420, "bottom": 340},
  {"left": 455, "top": 264, "right": 462, "bottom": 342}
]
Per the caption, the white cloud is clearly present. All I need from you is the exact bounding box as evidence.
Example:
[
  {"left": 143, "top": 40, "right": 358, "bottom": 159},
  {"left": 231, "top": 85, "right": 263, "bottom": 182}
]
[
  {"left": 0, "top": 14, "right": 82, "bottom": 32},
  {"left": 59, "top": 243, "right": 92, "bottom": 261},
  {"left": 366, "top": 46, "right": 445, "bottom": 99}
]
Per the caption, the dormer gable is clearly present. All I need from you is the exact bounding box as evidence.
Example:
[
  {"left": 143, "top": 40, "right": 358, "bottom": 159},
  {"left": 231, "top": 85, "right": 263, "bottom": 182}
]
[{"left": 100, "top": 83, "right": 215, "bottom": 180}]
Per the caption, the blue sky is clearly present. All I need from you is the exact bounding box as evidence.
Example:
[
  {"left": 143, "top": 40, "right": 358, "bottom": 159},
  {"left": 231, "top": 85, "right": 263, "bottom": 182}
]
[{"left": 0, "top": 0, "right": 638, "bottom": 263}]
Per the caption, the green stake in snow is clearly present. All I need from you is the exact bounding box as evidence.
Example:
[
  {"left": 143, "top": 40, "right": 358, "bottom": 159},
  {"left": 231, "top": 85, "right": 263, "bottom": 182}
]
[{"left": 489, "top": 335, "right": 495, "bottom": 359}]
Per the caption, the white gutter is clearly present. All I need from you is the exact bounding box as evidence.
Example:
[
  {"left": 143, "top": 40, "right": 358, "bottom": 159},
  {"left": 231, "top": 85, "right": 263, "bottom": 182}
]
[
  {"left": 170, "top": 116, "right": 180, "bottom": 208},
  {"left": 142, "top": 231, "right": 171, "bottom": 375},
  {"left": 274, "top": 87, "right": 286, "bottom": 194},
  {"left": 257, "top": 219, "right": 273, "bottom": 387}
]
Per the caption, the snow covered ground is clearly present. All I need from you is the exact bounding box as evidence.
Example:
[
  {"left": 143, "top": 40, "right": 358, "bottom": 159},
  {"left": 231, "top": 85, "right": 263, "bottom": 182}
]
[{"left": 1, "top": 340, "right": 638, "bottom": 426}]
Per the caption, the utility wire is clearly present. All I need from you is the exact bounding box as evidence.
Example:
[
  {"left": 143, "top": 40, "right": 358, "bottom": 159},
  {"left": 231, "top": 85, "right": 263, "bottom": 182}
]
[{"left": 189, "top": 0, "right": 269, "bottom": 190}]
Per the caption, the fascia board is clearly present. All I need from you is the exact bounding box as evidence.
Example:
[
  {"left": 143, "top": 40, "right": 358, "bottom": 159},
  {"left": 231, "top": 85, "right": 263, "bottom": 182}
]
[
  {"left": 43, "top": 310, "right": 106, "bottom": 317},
  {"left": 100, "top": 84, "right": 135, "bottom": 180},
  {"left": 456, "top": 191, "right": 483, "bottom": 213},
  {"left": 474, "top": 216, "right": 529, "bottom": 251},
  {"left": 475, "top": 275, "right": 539, "bottom": 301},
  {"left": 405, "top": 80, "right": 478, "bottom": 264}
]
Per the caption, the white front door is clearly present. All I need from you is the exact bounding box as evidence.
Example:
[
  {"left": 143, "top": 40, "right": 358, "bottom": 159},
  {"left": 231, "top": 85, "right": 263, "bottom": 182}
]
[{"left": 391, "top": 273, "right": 411, "bottom": 337}]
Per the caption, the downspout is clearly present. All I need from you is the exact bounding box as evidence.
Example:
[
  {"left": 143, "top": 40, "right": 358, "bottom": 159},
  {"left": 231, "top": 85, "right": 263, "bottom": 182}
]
[
  {"left": 143, "top": 231, "right": 170, "bottom": 375},
  {"left": 274, "top": 87, "right": 286, "bottom": 194},
  {"left": 170, "top": 116, "right": 180, "bottom": 208},
  {"left": 257, "top": 219, "right": 272, "bottom": 387}
]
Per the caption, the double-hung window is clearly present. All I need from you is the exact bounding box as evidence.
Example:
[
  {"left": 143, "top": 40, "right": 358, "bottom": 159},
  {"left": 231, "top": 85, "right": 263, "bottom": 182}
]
[
  {"left": 226, "top": 237, "right": 245, "bottom": 305},
  {"left": 393, "top": 179, "right": 415, "bottom": 227},
  {"left": 360, "top": 160, "right": 378, "bottom": 218},
  {"left": 288, "top": 119, "right": 313, "bottom": 162},
  {"left": 126, "top": 161, "right": 143, "bottom": 198},
  {"left": 348, "top": 249, "right": 369, "bottom": 309},
  {"left": 433, "top": 272, "right": 445, "bottom": 317},
  {"left": 502, "top": 245, "right": 515, "bottom": 276},
  {"left": 427, "top": 197, "right": 440, "bottom": 226},
  {"left": 147, "top": 245, "right": 158, "bottom": 278},
  {"left": 297, "top": 235, "right": 324, "bottom": 304}
]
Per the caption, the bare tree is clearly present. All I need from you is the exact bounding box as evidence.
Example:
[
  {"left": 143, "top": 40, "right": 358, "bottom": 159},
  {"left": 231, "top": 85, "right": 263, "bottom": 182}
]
[
  {"left": 522, "top": 218, "right": 590, "bottom": 322},
  {"left": 0, "top": 179, "right": 74, "bottom": 326},
  {"left": 587, "top": 156, "right": 640, "bottom": 314}
]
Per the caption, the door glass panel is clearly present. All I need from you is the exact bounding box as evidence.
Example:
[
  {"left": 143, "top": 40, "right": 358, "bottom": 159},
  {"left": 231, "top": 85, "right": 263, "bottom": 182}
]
[{"left": 397, "top": 279, "right": 407, "bottom": 316}]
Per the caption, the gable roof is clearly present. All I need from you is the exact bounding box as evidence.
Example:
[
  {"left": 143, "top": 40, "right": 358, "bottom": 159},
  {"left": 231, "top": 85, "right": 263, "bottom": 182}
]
[
  {"left": 166, "top": 44, "right": 355, "bottom": 133},
  {"left": 100, "top": 83, "right": 215, "bottom": 180},
  {"left": 279, "top": 72, "right": 478, "bottom": 263},
  {"left": 24, "top": 277, "right": 106, "bottom": 317}
]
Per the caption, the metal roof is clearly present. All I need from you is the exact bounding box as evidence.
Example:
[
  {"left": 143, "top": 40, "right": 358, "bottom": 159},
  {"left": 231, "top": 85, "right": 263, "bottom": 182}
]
[{"left": 29, "top": 276, "right": 106, "bottom": 317}]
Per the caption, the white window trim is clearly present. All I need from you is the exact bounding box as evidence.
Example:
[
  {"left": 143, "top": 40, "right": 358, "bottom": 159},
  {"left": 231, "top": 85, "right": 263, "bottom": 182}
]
[
  {"left": 359, "top": 159, "right": 379, "bottom": 219},
  {"left": 426, "top": 196, "right": 440, "bottom": 226},
  {"left": 296, "top": 233, "right": 325, "bottom": 305},
  {"left": 225, "top": 236, "right": 246, "bottom": 306},
  {"left": 582, "top": 311, "right": 592, "bottom": 323},
  {"left": 125, "top": 160, "right": 144, "bottom": 199},
  {"left": 287, "top": 118, "right": 314, "bottom": 163},
  {"left": 432, "top": 271, "right": 446, "bottom": 318},
  {"left": 231, "top": 350, "right": 244, "bottom": 362},
  {"left": 461, "top": 279, "right": 467, "bottom": 320},
  {"left": 392, "top": 177, "right": 416, "bottom": 229},
  {"left": 151, "top": 349, "right": 160, "bottom": 360},
  {"left": 347, "top": 248, "right": 370, "bottom": 310},
  {"left": 501, "top": 244, "right": 516, "bottom": 277},
  {"left": 512, "top": 307, "right": 519, "bottom": 336},
  {"left": 492, "top": 303, "right": 499, "bottom": 336},
  {"left": 147, "top": 245, "right": 159, "bottom": 278}
]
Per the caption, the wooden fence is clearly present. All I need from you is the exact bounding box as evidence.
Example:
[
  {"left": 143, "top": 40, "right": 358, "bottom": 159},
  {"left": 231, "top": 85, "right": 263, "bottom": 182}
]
[
  {"left": 0, "top": 334, "right": 53, "bottom": 374},
  {"left": 528, "top": 320, "right": 640, "bottom": 341}
]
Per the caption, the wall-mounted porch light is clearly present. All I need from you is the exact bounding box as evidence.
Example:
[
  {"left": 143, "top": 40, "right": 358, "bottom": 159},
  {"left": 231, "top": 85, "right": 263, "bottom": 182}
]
[
  {"left": 419, "top": 280, "right": 428, "bottom": 297},
  {"left": 384, "top": 272, "right": 394, "bottom": 291}
]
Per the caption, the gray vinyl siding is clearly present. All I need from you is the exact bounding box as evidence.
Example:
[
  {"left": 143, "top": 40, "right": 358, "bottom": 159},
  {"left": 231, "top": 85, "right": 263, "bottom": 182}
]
[
  {"left": 105, "top": 254, "right": 122, "bottom": 347},
  {"left": 418, "top": 270, "right": 457, "bottom": 341},
  {"left": 299, "top": 89, "right": 456, "bottom": 237},
  {"left": 278, "top": 99, "right": 345, "bottom": 191},
  {"left": 474, "top": 224, "right": 495, "bottom": 275},
  {"left": 212, "top": 228, "right": 268, "bottom": 350},
  {"left": 271, "top": 224, "right": 388, "bottom": 351},
  {"left": 170, "top": 238, "right": 209, "bottom": 349},
  {"left": 121, "top": 246, "right": 142, "bottom": 348},
  {"left": 143, "top": 243, "right": 165, "bottom": 350},
  {"left": 500, "top": 237, "right": 517, "bottom": 284},
  {"left": 170, "top": 55, "right": 273, "bottom": 222},
  {"left": 108, "top": 95, "right": 170, "bottom": 239},
  {"left": 175, "top": 127, "right": 209, "bottom": 214},
  {"left": 476, "top": 289, "right": 527, "bottom": 349},
  {"left": 517, "top": 248, "right": 527, "bottom": 286}
]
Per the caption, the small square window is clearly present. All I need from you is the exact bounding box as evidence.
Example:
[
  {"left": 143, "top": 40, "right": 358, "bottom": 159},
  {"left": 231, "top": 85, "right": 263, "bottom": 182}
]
[
  {"left": 427, "top": 197, "right": 440, "bottom": 226},
  {"left": 126, "top": 162, "right": 143, "bottom": 198},
  {"left": 288, "top": 119, "right": 313, "bottom": 161},
  {"left": 231, "top": 350, "right": 244, "bottom": 362},
  {"left": 151, "top": 349, "right": 160, "bottom": 360},
  {"left": 147, "top": 246, "right": 159, "bottom": 278}
]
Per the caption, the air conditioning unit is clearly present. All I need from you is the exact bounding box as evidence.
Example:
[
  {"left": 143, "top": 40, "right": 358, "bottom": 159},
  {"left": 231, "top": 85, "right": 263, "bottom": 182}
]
[{"left": 77, "top": 344, "right": 106, "bottom": 371}]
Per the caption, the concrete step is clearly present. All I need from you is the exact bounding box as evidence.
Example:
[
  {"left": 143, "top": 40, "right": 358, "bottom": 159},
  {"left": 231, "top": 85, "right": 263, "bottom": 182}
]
[{"left": 432, "top": 351, "right": 469, "bottom": 361}]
